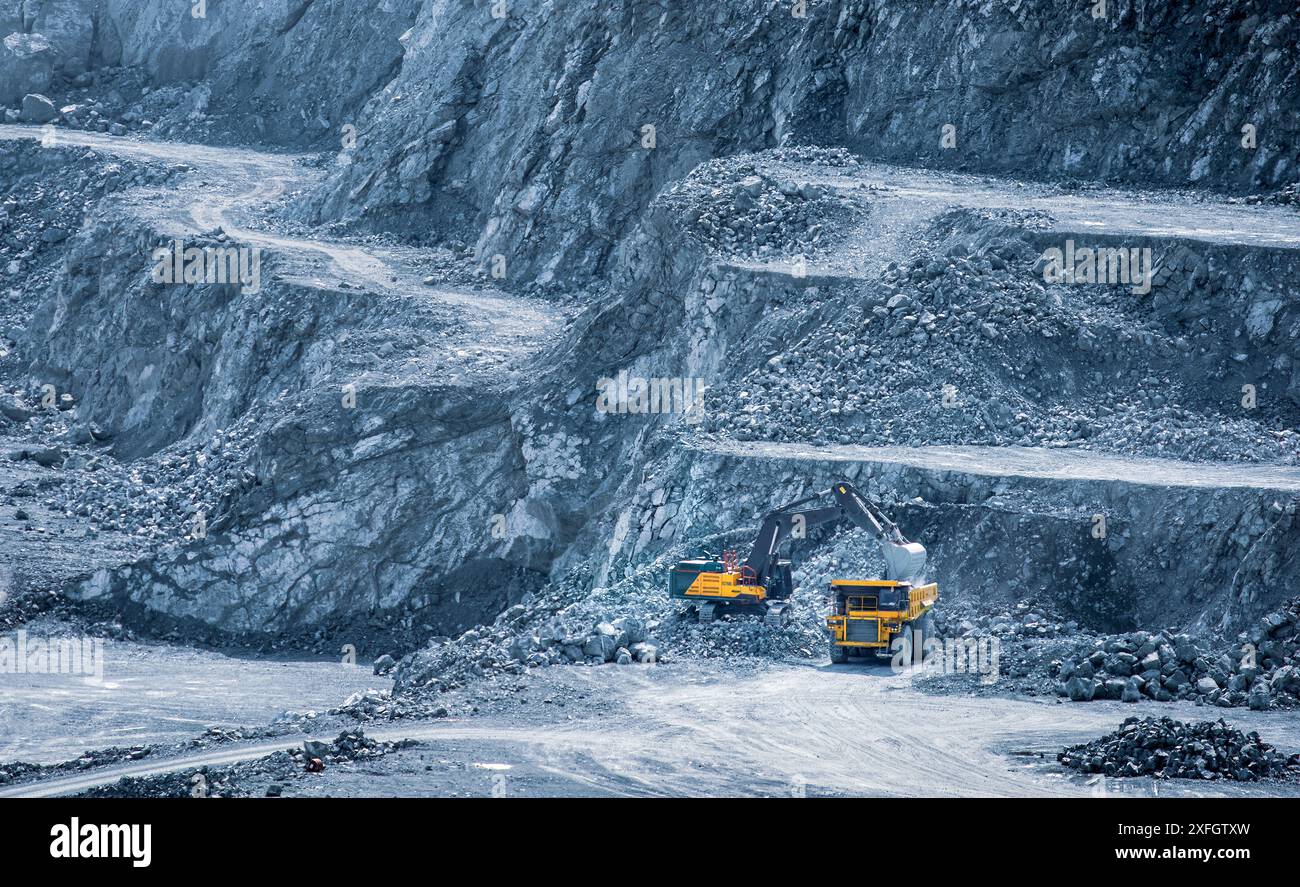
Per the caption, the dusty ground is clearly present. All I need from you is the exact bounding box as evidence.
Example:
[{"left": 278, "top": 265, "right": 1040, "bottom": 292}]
[
  {"left": 4, "top": 651, "right": 1299, "bottom": 798},
  {"left": 0, "top": 618, "right": 387, "bottom": 764}
]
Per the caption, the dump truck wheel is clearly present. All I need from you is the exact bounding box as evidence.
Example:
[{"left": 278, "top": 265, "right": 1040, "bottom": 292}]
[
  {"left": 828, "top": 642, "right": 848, "bottom": 664},
  {"left": 913, "top": 612, "right": 934, "bottom": 665}
]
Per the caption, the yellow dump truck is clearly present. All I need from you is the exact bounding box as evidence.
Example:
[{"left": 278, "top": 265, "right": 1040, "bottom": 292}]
[{"left": 826, "top": 579, "right": 938, "bottom": 664}]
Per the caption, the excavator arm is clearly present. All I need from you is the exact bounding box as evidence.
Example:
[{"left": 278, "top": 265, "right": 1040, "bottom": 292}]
[
  {"left": 742, "top": 480, "right": 926, "bottom": 587},
  {"left": 829, "top": 481, "right": 928, "bottom": 581}
]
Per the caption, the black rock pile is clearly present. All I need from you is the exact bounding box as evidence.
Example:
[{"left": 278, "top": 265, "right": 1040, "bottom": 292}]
[
  {"left": 1058, "top": 717, "right": 1296, "bottom": 781},
  {"left": 915, "top": 595, "right": 1300, "bottom": 711},
  {"left": 1050, "top": 599, "right": 1300, "bottom": 710}
]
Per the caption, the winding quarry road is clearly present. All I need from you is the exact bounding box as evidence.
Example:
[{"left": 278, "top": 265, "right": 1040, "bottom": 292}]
[{"left": 0, "top": 124, "right": 559, "bottom": 377}]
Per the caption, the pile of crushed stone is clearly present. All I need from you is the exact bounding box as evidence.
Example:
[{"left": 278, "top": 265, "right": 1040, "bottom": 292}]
[
  {"left": 1058, "top": 717, "right": 1296, "bottom": 781},
  {"left": 696, "top": 211, "right": 1300, "bottom": 464},
  {"left": 656, "top": 150, "right": 865, "bottom": 261}
]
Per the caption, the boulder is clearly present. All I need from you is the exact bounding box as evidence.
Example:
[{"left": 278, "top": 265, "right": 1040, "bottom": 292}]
[
  {"left": 1271, "top": 665, "right": 1300, "bottom": 696},
  {"left": 0, "top": 34, "right": 53, "bottom": 106},
  {"left": 1103, "top": 678, "right": 1128, "bottom": 700},
  {"left": 507, "top": 633, "right": 540, "bottom": 663},
  {"left": 1121, "top": 678, "right": 1142, "bottom": 703},
  {"left": 0, "top": 394, "right": 34, "bottom": 423},
  {"left": 1066, "top": 675, "right": 1095, "bottom": 702},
  {"left": 1247, "top": 681, "right": 1272, "bottom": 711},
  {"left": 582, "top": 623, "right": 619, "bottom": 662},
  {"left": 302, "top": 739, "right": 331, "bottom": 758},
  {"left": 20, "top": 93, "right": 57, "bottom": 124}
]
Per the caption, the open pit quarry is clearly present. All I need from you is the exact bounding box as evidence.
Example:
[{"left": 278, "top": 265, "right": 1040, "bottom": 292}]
[{"left": 1, "top": 0, "right": 1299, "bottom": 808}]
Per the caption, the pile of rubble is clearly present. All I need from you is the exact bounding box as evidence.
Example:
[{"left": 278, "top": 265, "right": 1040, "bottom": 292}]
[
  {"left": 3, "top": 61, "right": 166, "bottom": 136},
  {"left": 0, "top": 744, "right": 153, "bottom": 787},
  {"left": 0, "top": 392, "right": 259, "bottom": 546},
  {"left": 1047, "top": 601, "right": 1300, "bottom": 710},
  {"left": 76, "top": 729, "right": 416, "bottom": 799},
  {"left": 393, "top": 549, "right": 834, "bottom": 694},
  {"left": 1058, "top": 717, "right": 1296, "bottom": 781},
  {"left": 43, "top": 423, "right": 258, "bottom": 544},
  {"left": 0, "top": 719, "right": 318, "bottom": 790},
  {"left": 925, "top": 595, "right": 1300, "bottom": 711},
  {"left": 697, "top": 217, "right": 1300, "bottom": 464},
  {"left": 933, "top": 598, "right": 1079, "bottom": 643},
  {"left": 1241, "top": 181, "right": 1300, "bottom": 208},
  {"left": 0, "top": 141, "right": 176, "bottom": 340},
  {"left": 327, "top": 687, "right": 449, "bottom": 722},
  {"left": 656, "top": 151, "right": 864, "bottom": 261},
  {"left": 4, "top": 90, "right": 141, "bottom": 136}
]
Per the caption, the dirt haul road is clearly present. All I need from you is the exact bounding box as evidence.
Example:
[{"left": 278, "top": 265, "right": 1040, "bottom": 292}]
[
  {"left": 0, "top": 125, "right": 559, "bottom": 380},
  {"left": 693, "top": 441, "right": 1300, "bottom": 492},
  {"left": 5, "top": 661, "right": 1300, "bottom": 798}
]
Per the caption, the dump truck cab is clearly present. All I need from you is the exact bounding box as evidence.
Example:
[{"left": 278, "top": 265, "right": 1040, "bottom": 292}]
[{"left": 825, "top": 579, "right": 938, "bottom": 663}]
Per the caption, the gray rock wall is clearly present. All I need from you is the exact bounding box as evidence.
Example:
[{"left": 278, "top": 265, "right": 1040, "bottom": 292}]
[
  {"left": 302, "top": 1, "right": 1300, "bottom": 282},
  {"left": 2, "top": 0, "right": 420, "bottom": 146}
]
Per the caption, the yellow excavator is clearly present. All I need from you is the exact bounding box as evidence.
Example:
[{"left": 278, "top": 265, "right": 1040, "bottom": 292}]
[{"left": 669, "top": 481, "right": 937, "bottom": 658}]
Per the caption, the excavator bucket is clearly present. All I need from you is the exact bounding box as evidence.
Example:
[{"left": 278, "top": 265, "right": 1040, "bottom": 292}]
[{"left": 882, "top": 541, "right": 927, "bottom": 582}]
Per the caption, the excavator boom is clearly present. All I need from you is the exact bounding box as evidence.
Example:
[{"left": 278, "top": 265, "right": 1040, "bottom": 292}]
[{"left": 743, "top": 480, "right": 927, "bottom": 586}]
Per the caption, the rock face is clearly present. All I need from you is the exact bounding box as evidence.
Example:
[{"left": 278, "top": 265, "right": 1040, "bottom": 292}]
[
  {"left": 70, "top": 383, "right": 552, "bottom": 644},
  {"left": 2, "top": 0, "right": 420, "bottom": 146},
  {"left": 37, "top": 140, "right": 1300, "bottom": 653},
  {"left": 300, "top": 1, "right": 1300, "bottom": 282},
  {"left": 9, "top": 1, "right": 1300, "bottom": 668}
]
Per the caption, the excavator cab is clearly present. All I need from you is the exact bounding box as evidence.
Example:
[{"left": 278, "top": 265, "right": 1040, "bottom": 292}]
[{"left": 669, "top": 551, "right": 794, "bottom": 626}]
